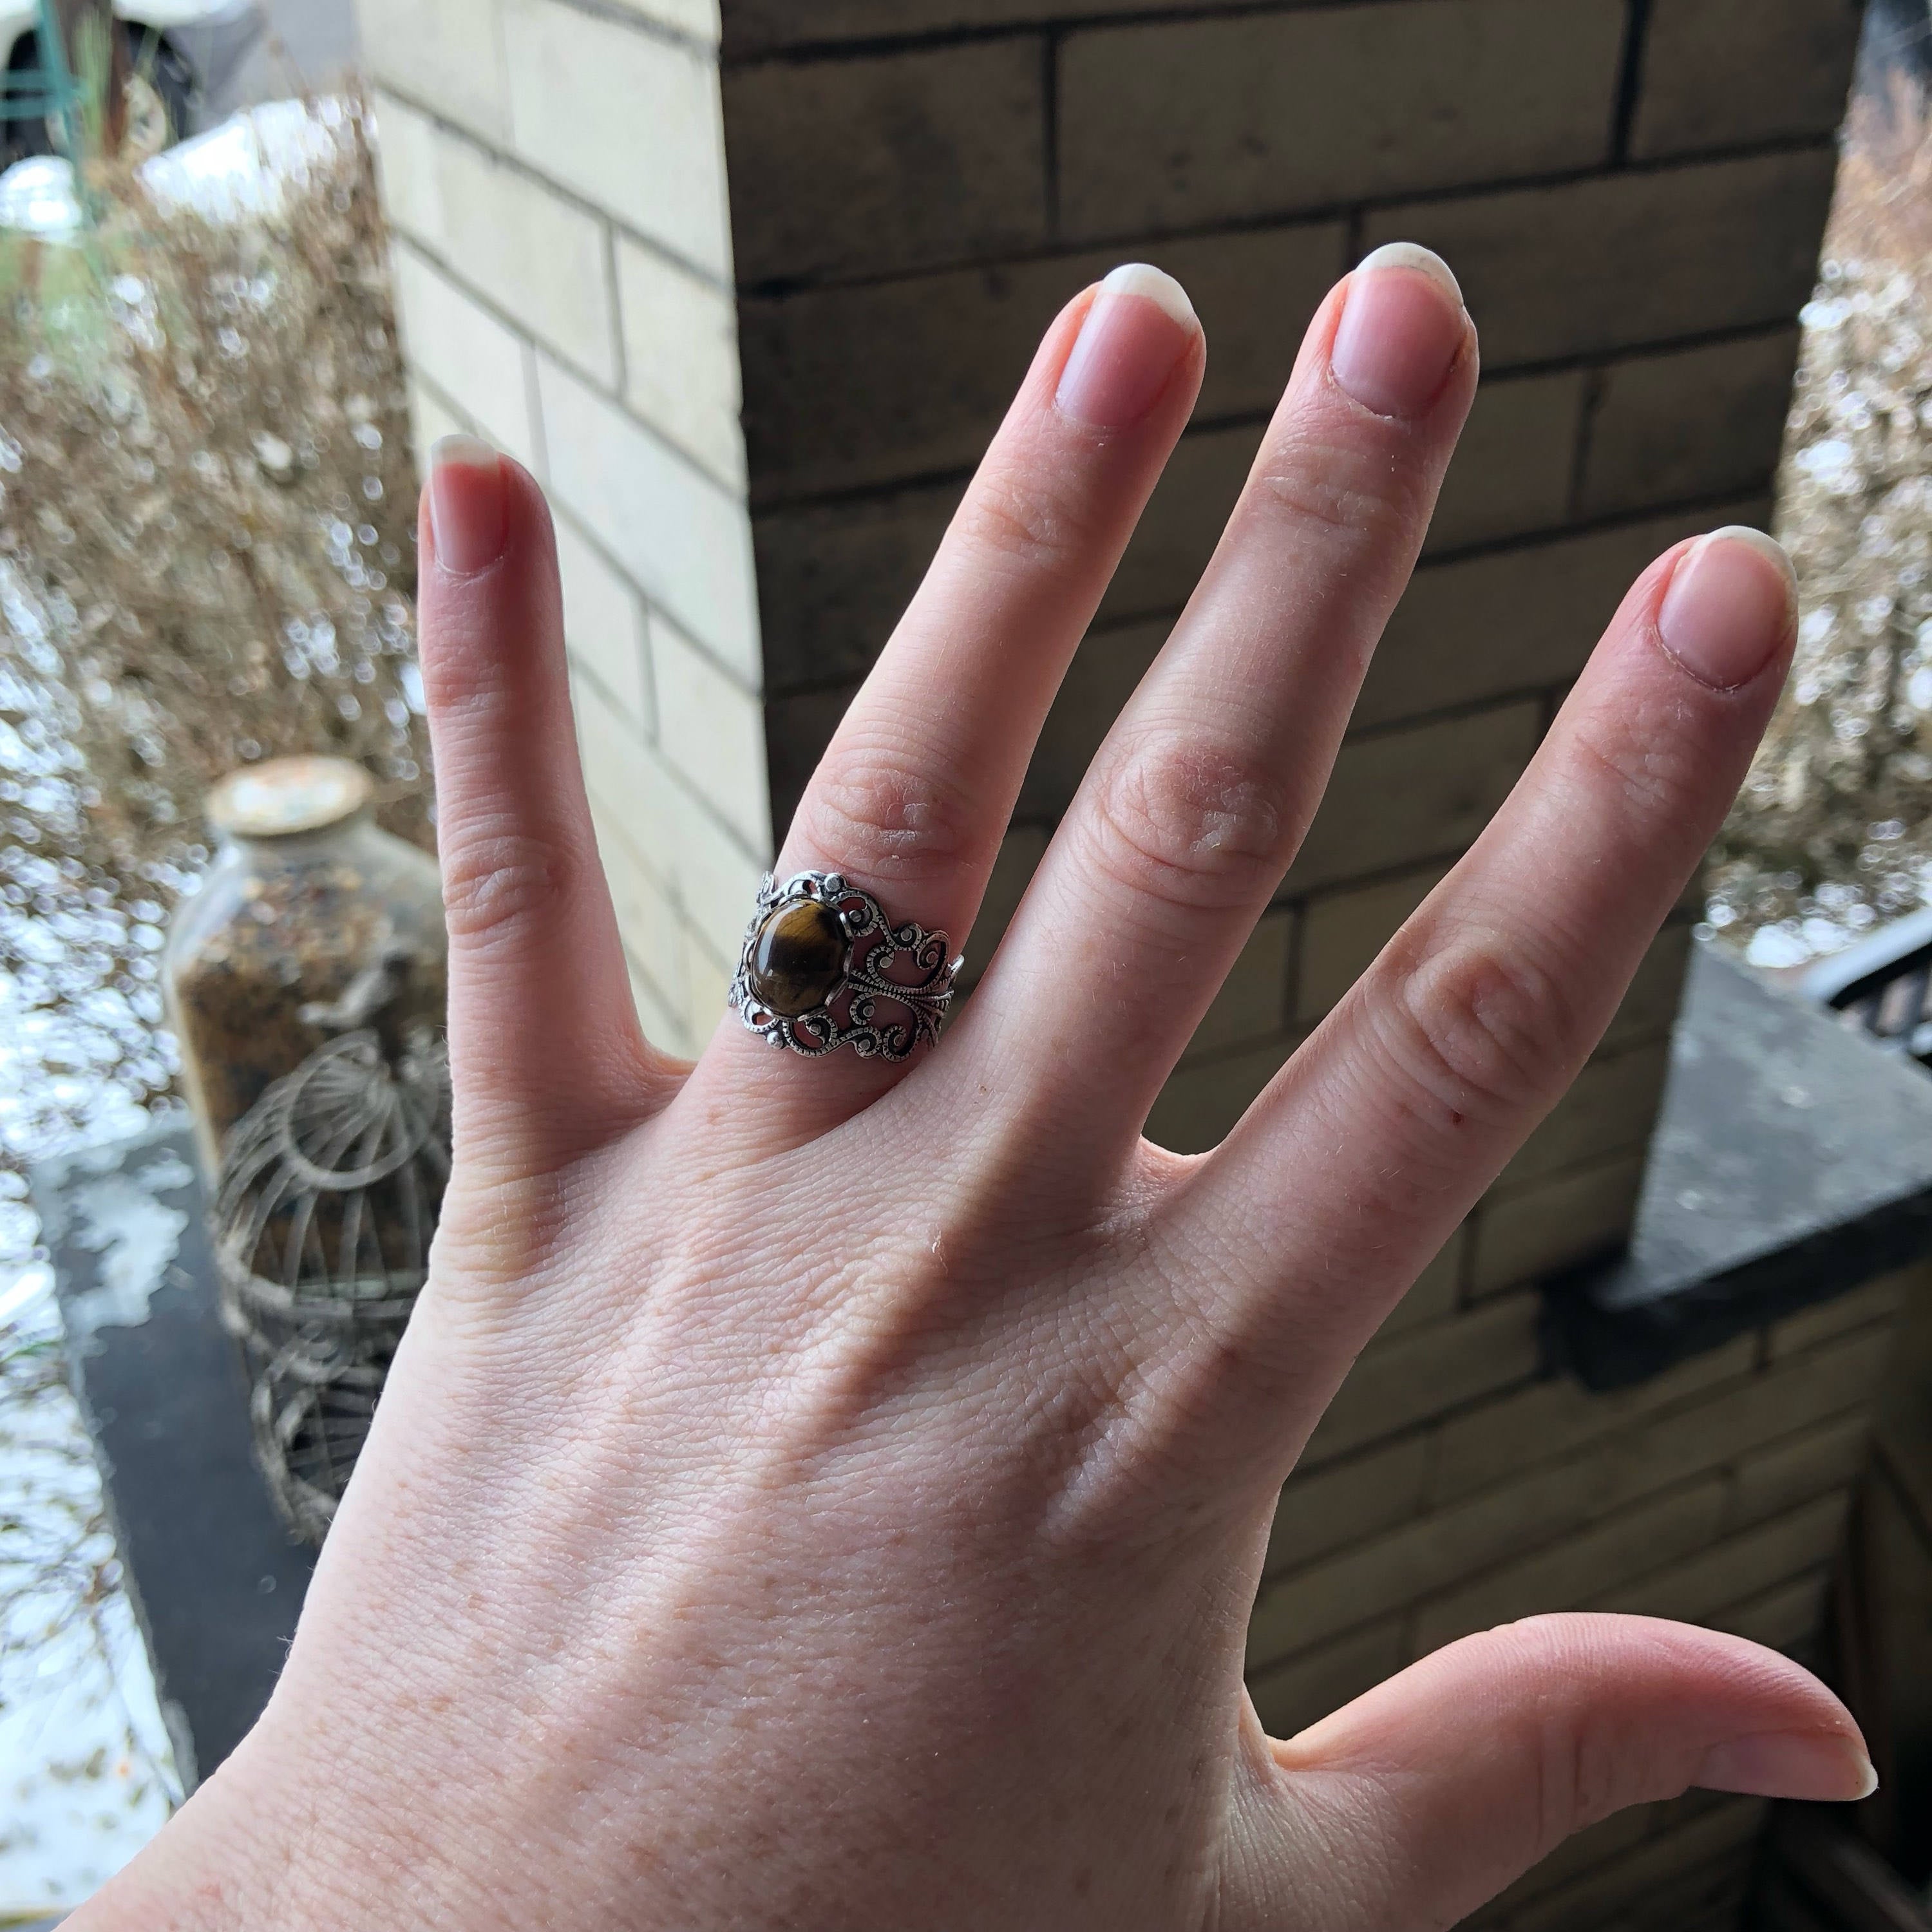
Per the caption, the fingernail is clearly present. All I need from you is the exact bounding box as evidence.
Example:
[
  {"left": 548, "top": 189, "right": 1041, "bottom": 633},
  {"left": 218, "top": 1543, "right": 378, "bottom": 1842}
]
[
  {"left": 1656, "top": 526, "right": 1796, "bottom": 690},
  {"left": 1055, "top": 263, "right": 1200, "bottom": 428},
  {"left": 1696, "top": 1733, "right": 1878, "bottom": 1803},
  {"left": 1331, "top": 242, "right": 1468, "bottom": 420},
  {"left": 428, "top": 433, "right": 509, "bottom": 576}
]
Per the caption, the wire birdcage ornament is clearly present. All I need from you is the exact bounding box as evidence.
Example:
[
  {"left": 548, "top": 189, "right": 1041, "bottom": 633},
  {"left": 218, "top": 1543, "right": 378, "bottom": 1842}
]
[{"left": 211, "top": 949, "right": 450, "bottom": 1544}]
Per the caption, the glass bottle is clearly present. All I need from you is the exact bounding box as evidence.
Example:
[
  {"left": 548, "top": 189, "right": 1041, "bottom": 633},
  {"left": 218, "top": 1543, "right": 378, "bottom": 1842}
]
[
  {"left": 161, "top": 756, "right": 450, "bottom": 1542},
  {"left": 162, "top": 757, "right": 446, "bottom": 1180}
]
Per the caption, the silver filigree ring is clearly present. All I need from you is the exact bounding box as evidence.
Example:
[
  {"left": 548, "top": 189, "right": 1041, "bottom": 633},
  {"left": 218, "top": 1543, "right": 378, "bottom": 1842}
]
[{"left": 727, "top": 871, "right": 963, "bottom": 1061}]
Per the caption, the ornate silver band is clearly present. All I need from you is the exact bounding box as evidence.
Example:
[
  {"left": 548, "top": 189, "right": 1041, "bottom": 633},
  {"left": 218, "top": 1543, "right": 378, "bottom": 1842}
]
[{"left": 727, "top": 870, "right": 963, "bottom": 1061}]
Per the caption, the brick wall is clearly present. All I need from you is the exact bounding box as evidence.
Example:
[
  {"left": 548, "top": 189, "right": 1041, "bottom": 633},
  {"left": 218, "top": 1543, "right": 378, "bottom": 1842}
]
[
  {"left": 354, "top": 0, "right": 766, "bottom": 1054},
  {"left": 1257, "top": 1264, "right": 1924, "bottom": 1932},
  {"left": 729, "top": 0, "right": 1857, "bottom": 1276}
]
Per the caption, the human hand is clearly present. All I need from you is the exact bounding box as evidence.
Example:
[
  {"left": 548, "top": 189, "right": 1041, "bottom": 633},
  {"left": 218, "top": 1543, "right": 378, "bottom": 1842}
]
[{"left": 80, "top": 247, "right": 1868, "bottom": 1931}]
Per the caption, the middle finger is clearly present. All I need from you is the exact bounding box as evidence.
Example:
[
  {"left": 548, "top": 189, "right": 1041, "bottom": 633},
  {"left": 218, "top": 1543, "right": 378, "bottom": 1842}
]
[{"left": 981, "top": 245, "right": 1477, "bottom": 1161}]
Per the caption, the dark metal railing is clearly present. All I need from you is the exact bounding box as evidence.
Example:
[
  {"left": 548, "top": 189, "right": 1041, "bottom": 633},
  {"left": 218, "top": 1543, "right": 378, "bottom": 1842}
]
[
  {"left": 1801, "top": 905, "right": 1932, "bottom": 1068},
  {"left": 0, "top": 1, "right": 82, "bottom": 159}
]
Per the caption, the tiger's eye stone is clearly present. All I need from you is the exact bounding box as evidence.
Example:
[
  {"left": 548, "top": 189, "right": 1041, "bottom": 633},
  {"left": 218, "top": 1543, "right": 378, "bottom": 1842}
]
[{"left": 746, "top": 898, "right": 846, "bottom": 1018}]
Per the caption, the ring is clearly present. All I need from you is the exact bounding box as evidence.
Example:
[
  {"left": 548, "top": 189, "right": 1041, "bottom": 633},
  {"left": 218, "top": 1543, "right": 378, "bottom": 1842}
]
[{"left": 728, "top": 871, "right": 963, "bottom": 1061}]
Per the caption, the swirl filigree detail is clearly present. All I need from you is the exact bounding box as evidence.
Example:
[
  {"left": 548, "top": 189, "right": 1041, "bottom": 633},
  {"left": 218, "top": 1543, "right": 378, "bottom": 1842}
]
[{"left": 727, "top": 871, "right": 963, "bottom": 1061}]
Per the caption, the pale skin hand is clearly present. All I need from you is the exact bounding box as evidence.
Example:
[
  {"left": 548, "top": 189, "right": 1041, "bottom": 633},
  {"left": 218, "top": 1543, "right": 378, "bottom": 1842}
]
[{"left": 75, "top": 247, "right": 1873, "bottom": 1932}]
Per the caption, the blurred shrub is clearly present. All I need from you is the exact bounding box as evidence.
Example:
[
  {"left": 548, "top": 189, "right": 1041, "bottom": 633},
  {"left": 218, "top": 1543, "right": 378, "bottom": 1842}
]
[
  {"left": 1708, "top": 79, "right": 1932, "bottom": 965},
  {"left": 0, "top": 92, "right": 427, "bottom": 1145}
]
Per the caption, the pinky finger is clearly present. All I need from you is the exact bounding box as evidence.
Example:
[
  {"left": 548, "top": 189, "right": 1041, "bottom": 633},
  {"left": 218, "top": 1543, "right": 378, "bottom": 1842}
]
[{"left": 1150, "top": 527, "right": 1797, "bottom": 1476}]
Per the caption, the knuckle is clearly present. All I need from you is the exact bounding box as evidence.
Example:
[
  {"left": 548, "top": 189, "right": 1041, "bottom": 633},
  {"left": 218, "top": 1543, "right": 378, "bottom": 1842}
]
[
  {"left": 419, "top": 627, "right": 514, "bottom": 723},
  {"left": 1079, "top": 730, "right": 1289, "bottom": 914},
  {"left": 1457, "top": 1618, "right": 1657, "bottom": 1854},
  {"left": 1378, "top": 928, "right": 1577, "bottom": 1128},
  {"left": 1250, "top": 430, "right": 1430, "bottom": 547},
  {"left": 431, "top": 1158, "right": 580, "bottom": 1291},
  {"left": 797, "top": 738, "right": 990, "bottom": 882},
  {"left": 439, "top": 819, "right": 581, "bottom": 952},
  {"left": 1568, "top": 701, "right": 1702, "bottom": 824},
  {"left": 952, "top": 462, "right": 1097, "bottom": 581}
]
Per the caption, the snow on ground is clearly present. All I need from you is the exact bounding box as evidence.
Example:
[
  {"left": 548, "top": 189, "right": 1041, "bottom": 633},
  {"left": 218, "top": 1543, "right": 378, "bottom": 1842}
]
[{"left": 0, "top": 1263, "right": 180, "bottom": 1920}]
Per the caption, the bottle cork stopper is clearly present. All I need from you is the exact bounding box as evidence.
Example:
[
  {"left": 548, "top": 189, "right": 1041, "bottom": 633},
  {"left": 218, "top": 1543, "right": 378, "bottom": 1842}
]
[{"left": 207, "top": 757, "right": 375, "bottom": 839}]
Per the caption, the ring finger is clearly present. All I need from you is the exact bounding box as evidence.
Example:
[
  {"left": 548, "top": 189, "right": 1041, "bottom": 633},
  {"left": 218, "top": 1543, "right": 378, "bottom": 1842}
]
[{"left": 697, "top": 264, "right": 1205, "bottom": 1132}]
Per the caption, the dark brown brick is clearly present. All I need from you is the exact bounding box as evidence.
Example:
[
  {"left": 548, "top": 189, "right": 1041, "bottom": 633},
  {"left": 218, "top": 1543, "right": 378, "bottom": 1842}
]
[
  {"left": 1383, "top": 1226, "right": 1467, "bottom": 1335},
  {"left": 1711, "top": 1566, "right": 1830, "bottom": 1654},
  {"left": 1472, "top": 1804, "right": 1654, "bottom": 1925},
  {"left": 1189, "top": 910, "right": 1295, "bottom": 1056},
  {"left": 1265, "top": 1433, "right": 1434, "bottom": 1575},
  {"left": 751, "top": 416, "right": 1255, "bottom": 703},
  {"left": 1500, "top": 1039, "right": 1672, "bottom": 1189},
  {"left": 1245, "top": 1618, "right": 1404, "bottom": 1738},
  {"left": 753, "top": 485, "right": 959, "bottom": 694},
  {"left": 726, "top": 0, "right": 1236, "bottom": 59},
  {"left": 1283, "top": 701, "right": 1542, "bottom": 895},
  {"left": 1059, "top": 0, "right": 1624, "bottom": 240},
  {"left": 960, "top": 825, "right": 1049, "bottom": 983},
  {"left": 1362, "top": 149, "right": 1838, "bottom": 368},
  {"left": 1023, "top": 618, "right": 1168, "bottom": 820},
  {"left": 1766, "top": 1262, "right": 1918, "bottom": 1357},
  {"left": 1293, "top": 860, "right": 1452, "bottom": 1025},
  {"left": 1425, "top": 369, "right": 1584, "bottom": 556},
  {"left": 724, "top": 39, "right": 1046, "bottom": 283},
  {"left": 1357, "top": 498, "right": 1769, "bottom": 732},
  {"left": 1728, "top": 1411, "right": 1872, "bottom": 1531},
  {"left": 1602, "top": 920, "right": 1694, "bottom": 1050},
  {"left": 749, "top": 424, "right": 1760, "bottom": 731},
  {"left": 1147, "top": 1032, "right": 1302, "bottom": 1153},
  {"left": 739, "top": 223, "right": 1341, "bottom": 500},
  {"left": 1580, "top": 330, "right": 1802, "bottom": 520},
  {"left": 1413, "top": 1475, "right": 1729, "bottom": 1651},
  {"left": 1629, "top": 0, "right": 1863, "bottom": 160},
  {"left": 1430, "top": 1335, "right": 1758, "bottom": 1506},
  {"left": 1099, "top": 424, "right": 1261, "bottom": 625},
  {"left": 1595, "top": 1492, "right": 1850, "bottom": 1625},
  {"left": 763, "top": 683, "right": 857, "bottom": 838},
  {"left": 1301, "top": 1290, "right": 1541, "bottom": 1466},
  {"left": 1471, "top": 1151, "right": 1648, "bottom": 1296},
  {"left": 1504, "top": 1802, "right": 1763, "bottom": 1932}
]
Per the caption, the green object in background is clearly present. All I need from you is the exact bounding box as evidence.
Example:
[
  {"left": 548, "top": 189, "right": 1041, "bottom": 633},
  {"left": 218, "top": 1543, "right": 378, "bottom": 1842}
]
[{"left": 0, "top": 1, "right": 84, "bottom": 161}]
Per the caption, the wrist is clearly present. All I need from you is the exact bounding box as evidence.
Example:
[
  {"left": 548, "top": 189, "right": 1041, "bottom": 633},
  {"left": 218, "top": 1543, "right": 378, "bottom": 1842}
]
[{"left": 65, "top": 1723, "right": 400, "bottom": 1932}]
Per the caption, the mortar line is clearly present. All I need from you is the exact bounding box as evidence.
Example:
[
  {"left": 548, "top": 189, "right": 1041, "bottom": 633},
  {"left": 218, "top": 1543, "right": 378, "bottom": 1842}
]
[
  {"left": 1041, "top": 28, "right": 1061, "bottom": 242},
  {"left": 1610, "top": 0, "right": 1657, "bottom": 166},
  {"left": 734, "top": 135, "right": 1835, "bottom": 298},
  {"left": 726, "top": 0, "right": 1643, "bottom": 70}
]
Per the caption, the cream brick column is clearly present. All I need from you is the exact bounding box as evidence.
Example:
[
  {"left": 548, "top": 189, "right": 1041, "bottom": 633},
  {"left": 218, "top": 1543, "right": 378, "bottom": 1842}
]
[{"left": 354, "top": 0, "right": 766, "bottom": 1055}]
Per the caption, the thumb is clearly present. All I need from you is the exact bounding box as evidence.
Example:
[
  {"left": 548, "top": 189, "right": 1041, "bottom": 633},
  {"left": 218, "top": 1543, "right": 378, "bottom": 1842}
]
[{"left": 1229, "top": 1613, "right": 1872, "bottom": 1931}]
